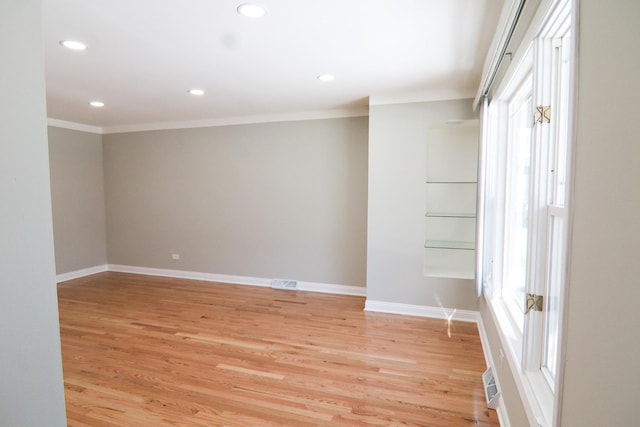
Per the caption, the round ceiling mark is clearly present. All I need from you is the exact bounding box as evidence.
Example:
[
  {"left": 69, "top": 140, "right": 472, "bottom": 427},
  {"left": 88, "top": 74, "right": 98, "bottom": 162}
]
[
  {"left": 317, "top": 74, "right": 335, "bottom": 83},
  {"left": 60, "top": 40, "right": 88, "bottom": 50},
  {"left": 237, "top": 4, "right": 267, "bottom": 18}
]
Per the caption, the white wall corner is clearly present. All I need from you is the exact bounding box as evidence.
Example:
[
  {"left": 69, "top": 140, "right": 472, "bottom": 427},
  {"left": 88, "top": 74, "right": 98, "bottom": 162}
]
[
  {"left": 56, "top": 264, "right": 108, "bottom": 283},
  {"left": 363, "top": 300, "right": 479, "bottom": 323}
]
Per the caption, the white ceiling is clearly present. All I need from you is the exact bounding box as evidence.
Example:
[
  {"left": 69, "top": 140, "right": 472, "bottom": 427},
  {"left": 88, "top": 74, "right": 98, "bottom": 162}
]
[{"left": 43, "top": 0, "right": 503, "bottom": 132}]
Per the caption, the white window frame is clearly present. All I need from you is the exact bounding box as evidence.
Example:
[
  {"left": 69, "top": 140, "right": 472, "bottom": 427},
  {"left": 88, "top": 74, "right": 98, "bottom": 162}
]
[
  {"left": 480, "top": 1, "right": 574, "bottom": 426},
  {"left": 486, "top": 48, "right": 534, "bottom": 369}
]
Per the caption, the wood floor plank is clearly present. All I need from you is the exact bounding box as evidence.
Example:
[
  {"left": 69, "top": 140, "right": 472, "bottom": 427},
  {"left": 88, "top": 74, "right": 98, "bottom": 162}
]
[{"left": 58, "top": 272, "right": 499, "bottom": 426}]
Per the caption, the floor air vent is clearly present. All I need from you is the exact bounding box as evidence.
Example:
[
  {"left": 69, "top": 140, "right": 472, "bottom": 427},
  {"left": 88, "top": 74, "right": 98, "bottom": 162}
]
[
  {"left": 482, "top": 367, "right": 500, "bottom": 409},
  {"left": 271, "top": 279, "right": 298, "bottom": 290}
]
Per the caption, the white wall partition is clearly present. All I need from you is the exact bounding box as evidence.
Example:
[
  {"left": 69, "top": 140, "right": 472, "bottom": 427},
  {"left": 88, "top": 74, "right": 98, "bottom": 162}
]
[
  {"left": 559, "top": 1, "right": 640, "bottom": 425},
  {"left": 367, "top": 98, "right": 479, "bottom": 312},
  {"left": 0, "top": 1, "right": 67, "bottom": 425}
]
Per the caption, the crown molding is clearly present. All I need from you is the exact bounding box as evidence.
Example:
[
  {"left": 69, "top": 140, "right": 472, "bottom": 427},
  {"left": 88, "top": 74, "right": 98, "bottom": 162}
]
[
  {"left": 101, "top": 108, "right": 369, "bottom": 134},
  {"left": 369, "top": 90, "right": 474, "bottom": 107},
  {"left": 47, "top": 118, "right": 104, "bottom": 134}
]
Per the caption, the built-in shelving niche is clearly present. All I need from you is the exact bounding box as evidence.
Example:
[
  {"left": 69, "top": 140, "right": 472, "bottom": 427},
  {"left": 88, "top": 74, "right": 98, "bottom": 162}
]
[{"left": 424, "top": 120, "right": 479, "bottom": 280}]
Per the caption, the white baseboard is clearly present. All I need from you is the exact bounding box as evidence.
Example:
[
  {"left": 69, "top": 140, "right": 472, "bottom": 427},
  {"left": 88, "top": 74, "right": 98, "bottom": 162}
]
[
  {"left": 495, "top": 396, "right": 511, "bottom": 427},
  {"left": 56, "top": 264, "right": 108, "bottom": 283},
  {"left": 105, "top": 264, "right": 366, "bottom": 297},
  {"left": 364, "top": 300, "right": 479, "bottom": 323},
  {"left": 476, "top": 313, "right": 494, "bottom": 370},
  {"left": 57, "top": 263, "right": 366, "bottom": 297},
  {"left": 297, "top": 280, "right": 365, "bottom": 296},
  {"left": 107, "top": 264, "right": 272, "bottom": 287}
]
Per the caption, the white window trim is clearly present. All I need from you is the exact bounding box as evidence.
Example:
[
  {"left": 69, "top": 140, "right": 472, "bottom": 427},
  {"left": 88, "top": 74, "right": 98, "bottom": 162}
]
[{"left": 480, "top": 1, "right": 575, "bottom": 426}]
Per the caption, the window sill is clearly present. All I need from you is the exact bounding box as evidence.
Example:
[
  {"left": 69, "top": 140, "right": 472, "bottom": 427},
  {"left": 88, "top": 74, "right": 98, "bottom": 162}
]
[{"left": 485, "top": 293, "right": 552, "bottom": 426}]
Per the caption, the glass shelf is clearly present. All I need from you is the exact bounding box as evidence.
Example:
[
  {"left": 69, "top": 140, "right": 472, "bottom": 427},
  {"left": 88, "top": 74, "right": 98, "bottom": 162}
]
[
  {"left": 424, "top": 240, "right": 475, "bottom": 250},
  {"left": 424, "top": 267, "right": 475, "bottom": 280}
]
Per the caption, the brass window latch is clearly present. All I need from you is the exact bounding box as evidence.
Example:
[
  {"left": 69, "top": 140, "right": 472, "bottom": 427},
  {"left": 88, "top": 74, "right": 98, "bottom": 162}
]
[
  {"left": 533, "top": 105, "right": 551, "bottom": 125},
  {"left": 526, "top": 293, "right": 544, "bottom": 314}
]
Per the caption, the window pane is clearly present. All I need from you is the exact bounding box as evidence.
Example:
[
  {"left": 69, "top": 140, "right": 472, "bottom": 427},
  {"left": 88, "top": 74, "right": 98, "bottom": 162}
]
[
  {"left": 503, "top": 75, "right": 533, "bottom": 332},
  {"left": 544, "top": 28, "right": 572, "bottom": 389},
  {"left": 552, "top": 30, "right": 572, "bottom": 206},
  {"left": 543, "top": 215, "right": 564, "bottom": 387}
]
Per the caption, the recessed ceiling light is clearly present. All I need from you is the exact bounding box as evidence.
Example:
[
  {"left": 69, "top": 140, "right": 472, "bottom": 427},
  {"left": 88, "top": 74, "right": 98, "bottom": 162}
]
[
  {"left": 89, "top": 101, "right": 104, "bottom": 107},
  {"left": 60, "top": 40, "right": 88, "bottom": 50},
  {"left": 237, "top": 4, "right": 267, "bottom": 18},
  {"left": 188, "top": 89, "right": 205, "bottom": 96},
  {"left": 317, "top": 74, "right": 335, "bottom": 82}
]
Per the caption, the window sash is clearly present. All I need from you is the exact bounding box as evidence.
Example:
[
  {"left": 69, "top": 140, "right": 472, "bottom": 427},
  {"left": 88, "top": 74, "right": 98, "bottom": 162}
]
[{"left": 502, "top": 74, "right": 534, "bottom": 333}]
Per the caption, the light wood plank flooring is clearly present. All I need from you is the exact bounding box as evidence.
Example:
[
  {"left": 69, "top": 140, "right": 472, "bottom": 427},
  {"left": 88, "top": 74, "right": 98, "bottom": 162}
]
[{"left": 58, "top": 272, "right": 499, "bottom": 426}]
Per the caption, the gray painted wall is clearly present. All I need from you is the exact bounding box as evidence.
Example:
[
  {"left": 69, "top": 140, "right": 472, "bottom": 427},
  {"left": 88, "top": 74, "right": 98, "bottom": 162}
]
[
  {"left": 49, "top": 126, "right": 107, "bottom": 274},
  {"left": 103, "top": 117, "right": 368, "bottom": 286},
  {"left": 0, "top": 0, "right": 67, "bottom": 425},
  {"left": 560, "top": 1, "right": 640, "bottom": 425},
  {"left": 366, "top": 99, "right": 479, "bottom": 310}
]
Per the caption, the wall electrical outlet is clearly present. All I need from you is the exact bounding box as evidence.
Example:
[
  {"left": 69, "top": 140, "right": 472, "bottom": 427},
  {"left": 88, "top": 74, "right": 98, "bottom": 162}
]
[{"left": 171, "top": 254, "right": 180, "bottom": 260}]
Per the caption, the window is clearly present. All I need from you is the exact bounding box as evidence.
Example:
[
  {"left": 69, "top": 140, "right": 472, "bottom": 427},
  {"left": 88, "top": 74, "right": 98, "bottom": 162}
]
[
  {"left": 540, "top": 11, "right": 572, "bottom": 392},
  {"left": 480, "top": 0, "right": 573, "bottom": 425},
  {"left": 502, "top": 72, "right": 533, "bottom": 334}
]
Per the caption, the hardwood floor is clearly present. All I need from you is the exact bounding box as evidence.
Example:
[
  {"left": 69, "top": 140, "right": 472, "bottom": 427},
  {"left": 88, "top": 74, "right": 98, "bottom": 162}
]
[{"left": 58, "top": 272, "right": 499, "bottom": 426}]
